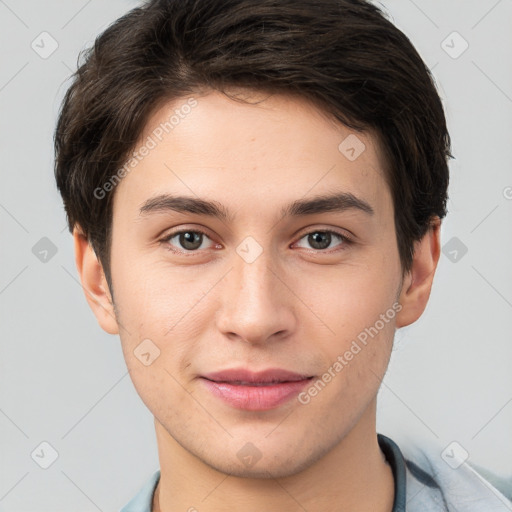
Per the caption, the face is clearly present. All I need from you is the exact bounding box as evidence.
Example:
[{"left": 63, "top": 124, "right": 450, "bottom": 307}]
[{"left": 104, "top": 89, "right": 406, "bottom": 477}]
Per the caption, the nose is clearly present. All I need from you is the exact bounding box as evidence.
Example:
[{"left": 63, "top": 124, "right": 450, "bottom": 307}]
[{"left": 215, "top": 245, "right": 297, "bottom": 346}]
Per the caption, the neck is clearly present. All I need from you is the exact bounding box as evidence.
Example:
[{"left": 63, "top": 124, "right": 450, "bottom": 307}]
[{"left": 152, "top": 400, "right": 394, "bottom": 512}]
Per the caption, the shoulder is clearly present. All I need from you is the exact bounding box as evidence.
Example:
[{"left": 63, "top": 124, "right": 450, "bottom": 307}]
[{"left": 395, "top": 436, "right": 511, "bottom": 511}]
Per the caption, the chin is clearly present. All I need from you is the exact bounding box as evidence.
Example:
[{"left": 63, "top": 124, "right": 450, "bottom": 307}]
[
  {"left": 194, "top": 437, "right": 327, "bottom": 480},
  {"left": 206, "top": 454, "right": 314, "bottom": 480}
]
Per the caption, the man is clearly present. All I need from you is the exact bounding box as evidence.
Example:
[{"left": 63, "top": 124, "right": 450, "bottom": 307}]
[{"left": 54, "top": 0, "right": 511, "bottom": 510}]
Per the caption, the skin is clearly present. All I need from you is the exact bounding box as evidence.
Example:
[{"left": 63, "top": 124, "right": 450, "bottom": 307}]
[{"left": 74, "top": 89, "right": 440, "bottom": 512}]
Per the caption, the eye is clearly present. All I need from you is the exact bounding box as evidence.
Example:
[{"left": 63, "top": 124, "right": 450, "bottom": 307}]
[
  {"left": 159, "top": 227, "right": 353, "bottom": 255},
  {"left": 160, "top": 229, "right": 217, "bottom": 253},
  {"left": 294, "top": 230, "right": 352, "bottom": 251}
]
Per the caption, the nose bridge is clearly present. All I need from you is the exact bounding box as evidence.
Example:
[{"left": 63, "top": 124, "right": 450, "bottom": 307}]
[
  {"left": 235, "top": 243, "right": 275, "bottom": 300},
  {"left": 215, "top": 239, "right": 295, "bottom": 343}
]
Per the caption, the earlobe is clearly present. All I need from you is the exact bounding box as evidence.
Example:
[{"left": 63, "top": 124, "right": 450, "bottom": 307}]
[
  {"left": 73, "top": 226, "right": 119, "bottom": 335},
  {"left": 395, "top": 217, "right": 441, "bottom": 328}
]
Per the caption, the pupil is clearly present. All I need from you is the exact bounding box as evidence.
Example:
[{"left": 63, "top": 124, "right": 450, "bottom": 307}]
[
  {"left": 309, "top": 232, "right": 331, "bottom": 250},
  {"left": 180, "top": 232, "right": 202, "bottom": 250}
]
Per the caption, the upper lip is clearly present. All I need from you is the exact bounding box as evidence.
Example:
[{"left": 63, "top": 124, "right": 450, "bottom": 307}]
[{"left": 201, "top": 368, "right": 313, "bottom": 384}]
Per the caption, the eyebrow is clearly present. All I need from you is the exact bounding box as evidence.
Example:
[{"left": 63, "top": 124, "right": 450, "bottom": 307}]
[
  {"left": 284, "top": 191, "right": 374, "bottom": 217},
  {"left": 138, "top": 191, "right": 374, "bottom": 221}
]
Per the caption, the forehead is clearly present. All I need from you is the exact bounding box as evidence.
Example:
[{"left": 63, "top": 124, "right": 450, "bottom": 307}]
[{"left": 113, "top": 89, "right": 391, "bottom": 219}]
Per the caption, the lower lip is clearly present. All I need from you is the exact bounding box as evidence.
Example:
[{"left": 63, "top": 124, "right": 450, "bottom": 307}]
[{"left": 200, "top": 378, "right": 313, "bottom": 411}]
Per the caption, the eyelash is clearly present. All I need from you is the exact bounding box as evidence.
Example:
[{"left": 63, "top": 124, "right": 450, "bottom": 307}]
[{"left": 159, "top": 228, "right": 354, "bottom": 255}]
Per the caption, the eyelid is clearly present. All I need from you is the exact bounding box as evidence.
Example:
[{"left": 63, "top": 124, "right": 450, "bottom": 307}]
[{"left": 294, "top": 225, "right": 354, "bottom": 242}]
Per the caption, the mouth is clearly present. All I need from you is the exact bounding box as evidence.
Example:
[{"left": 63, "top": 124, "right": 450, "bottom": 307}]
[
  {"left": 204, "top": 380, "right": 307, "bottom": 386},
  {"left": 199, "top": 368, "right": 314, "bottom": 410},
  {"left": 202, "top": 368, "right": 313, "bottom": 384}
]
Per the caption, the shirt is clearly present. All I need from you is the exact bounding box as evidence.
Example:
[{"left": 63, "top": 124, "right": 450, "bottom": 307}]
[{"left": 120, "top": 434, "right": 512, "bottom": 511}]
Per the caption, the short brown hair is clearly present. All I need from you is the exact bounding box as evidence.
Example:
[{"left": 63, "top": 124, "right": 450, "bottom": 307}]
[{"left": 54, "top": 0, "right": 452, "bottom": 291}]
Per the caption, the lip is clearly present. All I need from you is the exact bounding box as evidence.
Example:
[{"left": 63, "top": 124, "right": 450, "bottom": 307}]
[
  {"left": 200, "top": 368, "right": 314, "bottom": 411},
  {"left": 202, "top": 368, "right": 311, "bottom": 384}
]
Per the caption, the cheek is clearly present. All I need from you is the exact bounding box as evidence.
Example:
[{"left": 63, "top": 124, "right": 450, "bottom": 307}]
[
  {"left": 299, "top": 258, "right": 399, "bottom": 340},
  {"left": 111, "top": 245, "right": 185, "bottom": 328},
  {"left": 111, "top": 254, "right": 210, "bottom": 373},
  {"left": 112, "top": 267, "right": 203, "bottom": 412},
  {"left": 298, "top": 267, "right": 398, "bottom": 410},
  {"left": 290, "top": 251, "right": 401, "bottom": 399}
]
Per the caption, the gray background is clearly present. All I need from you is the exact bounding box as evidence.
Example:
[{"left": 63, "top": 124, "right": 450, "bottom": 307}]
[{"left": 0, "top": 0, "right": 511, "bottom": 510}]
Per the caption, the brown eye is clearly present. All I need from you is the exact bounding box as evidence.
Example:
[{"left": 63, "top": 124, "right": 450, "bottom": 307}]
[
  {"left": 161, "top": 229, "right": 214, "bottom": 252},
  {"left": 308, "top": 232, "right": 332, "bottom": 250},
  {"left": 294, "top": 230, "right": 351, "bottom": 251},
  {"left": 178, "top": 231, "right": 203, "bottom": 250}
]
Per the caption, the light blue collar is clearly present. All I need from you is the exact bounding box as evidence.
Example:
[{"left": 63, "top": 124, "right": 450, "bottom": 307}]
[{"left": 120, "top": 470, "right": 160, "bottom": 512}]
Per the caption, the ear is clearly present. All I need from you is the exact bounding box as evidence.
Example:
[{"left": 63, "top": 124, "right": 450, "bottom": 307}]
[
  {"left": 73, "top": 226, "right": 119, "bottom": 335},
  {"left": 395, "top": 217, "right": 441, "bottom": 328}
]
